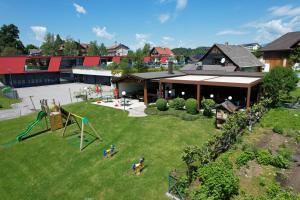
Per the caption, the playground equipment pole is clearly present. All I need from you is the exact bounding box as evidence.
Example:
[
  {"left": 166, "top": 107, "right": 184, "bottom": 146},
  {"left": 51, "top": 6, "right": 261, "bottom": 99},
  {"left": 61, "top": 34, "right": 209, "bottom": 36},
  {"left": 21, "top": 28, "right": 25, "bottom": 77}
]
[
  {"left": 29, "top": 96, "right": 36, "bottom": 111},
  {"left": 69, "top": 88, "right": 73, "bottom": 103}
]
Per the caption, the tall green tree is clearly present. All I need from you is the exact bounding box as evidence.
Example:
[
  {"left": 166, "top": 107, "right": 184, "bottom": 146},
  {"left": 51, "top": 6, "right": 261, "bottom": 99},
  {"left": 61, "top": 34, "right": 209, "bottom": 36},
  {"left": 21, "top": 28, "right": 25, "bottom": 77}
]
[
  {"left": 63, "top": 38, "right": 79, "bottom": 56},
  {"left": 1, "top": 47, "right": 20, "bottom": 56},
  {"left": 289, "top": 46, "right": 300, "bottom": 66},
  {"left": 40, "top": 33, "right": 59, "bottom": 56},
  {"left": 99, "top": 43, "right": 107, "bottom": 56},
  {"left": 54, "top": 34, "right": 64, "bottom": 46},
  {"left": 134, "top": 48, "right": 146, "bottom": 72},
  {"left": 142, "top": 43, "right": 151, "bottom": 56},
  {"left": 87, "top": 41, "right": 100, "bottom": 56},
  {"left": 0, "top": 24, "right": 24, "bottom": 55}
]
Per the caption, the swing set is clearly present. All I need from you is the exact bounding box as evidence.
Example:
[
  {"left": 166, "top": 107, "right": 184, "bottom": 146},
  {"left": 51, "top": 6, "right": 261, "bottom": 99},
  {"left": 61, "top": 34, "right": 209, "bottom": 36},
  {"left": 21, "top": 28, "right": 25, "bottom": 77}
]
[{"left": 62, "top": 109, "right": 102, "bottom": 151}]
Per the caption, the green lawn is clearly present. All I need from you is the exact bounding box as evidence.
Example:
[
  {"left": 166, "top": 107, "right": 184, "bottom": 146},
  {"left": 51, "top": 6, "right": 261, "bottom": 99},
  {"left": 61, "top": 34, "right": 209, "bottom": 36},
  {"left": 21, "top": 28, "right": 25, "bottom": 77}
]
[
  {"left": 0, "top": 94, "right": 20, "bottom": 109},
  {"left": 0, "top": 102, "right": 218, "bottom": 200}
]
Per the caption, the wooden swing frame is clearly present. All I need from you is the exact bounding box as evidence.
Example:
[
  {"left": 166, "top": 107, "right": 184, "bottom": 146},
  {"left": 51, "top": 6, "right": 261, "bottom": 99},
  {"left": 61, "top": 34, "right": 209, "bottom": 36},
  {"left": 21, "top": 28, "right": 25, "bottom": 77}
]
[{"left": 62, "top": 112, "right": 102, "bottom": 151}]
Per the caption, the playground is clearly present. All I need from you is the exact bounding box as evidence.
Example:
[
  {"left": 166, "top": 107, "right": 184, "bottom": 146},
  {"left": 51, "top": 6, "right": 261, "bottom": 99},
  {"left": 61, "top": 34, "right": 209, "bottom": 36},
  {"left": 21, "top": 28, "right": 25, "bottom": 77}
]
[{"left": 0, "top": 101, "right": 218, "bottom": 199}]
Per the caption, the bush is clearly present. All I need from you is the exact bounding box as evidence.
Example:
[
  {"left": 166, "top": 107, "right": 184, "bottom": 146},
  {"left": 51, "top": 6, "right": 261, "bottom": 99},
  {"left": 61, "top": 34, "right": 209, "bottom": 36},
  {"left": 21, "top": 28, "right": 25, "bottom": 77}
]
[
  {"left": 201, "top": 98, "right": 215, "bottom": 117},
  {"left": 273, "top": 126, "right": 284, "bottom": 134},
  {"left": 271, "top": 155, "right": 289, "bottom": 169},
  {"left": 256, "top": 149, "right": 273, "bottom": 165},
  {"left": 192, "top": 159, "right": 239, "bottom": 200},
  {"left": 263, "top": 66, "right": 298, "bottom": 106},
  {"left": 185, "top": 98, "right": 198, "bottom": 115},
  {"left": 236, "top": 149, "right": 256, "bottom": 167},
  {"left": 173, "top": 97, "right": 185, "bottom": 110},
  {"left": 168, "top": 100, "right": 175, "bottom": 108},
  {"left": 156, "top": 98, "right": 168, "bottom": 111}
]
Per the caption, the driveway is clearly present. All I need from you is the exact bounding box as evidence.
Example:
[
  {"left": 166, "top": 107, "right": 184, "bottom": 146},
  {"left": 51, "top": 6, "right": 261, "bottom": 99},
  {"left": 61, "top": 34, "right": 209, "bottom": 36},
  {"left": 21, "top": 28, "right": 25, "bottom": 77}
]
[{"left": 0, "top": 83, "right": 113, "bottom": 121}]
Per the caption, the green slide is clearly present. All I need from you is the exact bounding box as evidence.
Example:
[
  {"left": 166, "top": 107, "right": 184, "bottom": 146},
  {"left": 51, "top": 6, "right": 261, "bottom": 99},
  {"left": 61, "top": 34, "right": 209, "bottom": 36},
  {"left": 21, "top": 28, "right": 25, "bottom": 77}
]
[{"left": 16, "top": 111, "right": 47, "bottom": 142}]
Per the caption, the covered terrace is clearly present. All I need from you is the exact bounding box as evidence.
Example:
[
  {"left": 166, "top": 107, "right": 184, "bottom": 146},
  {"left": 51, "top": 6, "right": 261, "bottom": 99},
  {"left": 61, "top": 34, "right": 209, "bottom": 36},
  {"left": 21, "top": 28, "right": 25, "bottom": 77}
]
[{"left": 160, "top": 75, "right": 262, "bottom": 109}]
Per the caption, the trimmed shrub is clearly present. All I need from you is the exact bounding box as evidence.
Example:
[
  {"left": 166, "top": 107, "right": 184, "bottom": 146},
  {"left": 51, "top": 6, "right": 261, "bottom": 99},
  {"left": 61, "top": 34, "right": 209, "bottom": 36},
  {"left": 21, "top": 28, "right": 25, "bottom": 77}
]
[
  {"left": 185, "top": 98, "right": 198, "bottom": 115},
  {"left": 201, "top": 98, "right": 216, "bottom": 117},
  {"left": 173, "top": 97, "right": 185, "bottom": 110},
  {"left": 273, "top": 126, "right": 284, "bottom": 134},
  {"left": 168, "top": 100, "right": 175, "bottom": 108},
  {"left": 156, "top": 98, "right": 168, "bottom": 111},
  {"left": 236, "top": 149, "right": 256, "bottom": 167},
  {"left": 256, "top": 149, "right": 273, "bottom": 165}
]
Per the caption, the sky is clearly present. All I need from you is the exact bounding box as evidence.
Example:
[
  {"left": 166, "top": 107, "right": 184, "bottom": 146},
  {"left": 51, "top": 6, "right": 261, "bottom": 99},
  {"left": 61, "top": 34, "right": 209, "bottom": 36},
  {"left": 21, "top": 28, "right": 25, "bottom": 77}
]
[{"left": 1, "top": 0, "right": 300, "bottom": 50}]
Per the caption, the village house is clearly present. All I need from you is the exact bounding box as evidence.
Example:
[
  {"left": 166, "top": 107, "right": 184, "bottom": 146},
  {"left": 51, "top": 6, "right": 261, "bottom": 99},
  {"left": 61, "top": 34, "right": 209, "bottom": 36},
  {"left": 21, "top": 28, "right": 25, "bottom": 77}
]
[
  {"left": 261, "top": 31, "right": 300, "bottom": 69},
  {"left": 107, "top": 43, "right": 129, "bottom": 56},
  {"left": 181, "top": 43, "right": 263, "bottom": 72}
]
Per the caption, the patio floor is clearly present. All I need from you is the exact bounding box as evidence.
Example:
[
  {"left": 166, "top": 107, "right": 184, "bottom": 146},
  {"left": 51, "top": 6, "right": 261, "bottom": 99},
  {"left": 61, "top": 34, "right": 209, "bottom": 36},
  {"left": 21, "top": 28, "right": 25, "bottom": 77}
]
[{"left": 91, "top": 99, "right": 147, "bottom": 117}]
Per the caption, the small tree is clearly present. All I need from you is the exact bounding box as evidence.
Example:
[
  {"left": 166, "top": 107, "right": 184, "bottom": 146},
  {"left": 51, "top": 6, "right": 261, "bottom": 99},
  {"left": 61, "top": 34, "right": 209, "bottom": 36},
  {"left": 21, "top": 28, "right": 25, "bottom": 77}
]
[
  {"left": 201, "top": 98, "right": 215, "bottom": 117},
  {"left": 263, "top": 66, "right": 298, "bottom": 106}
]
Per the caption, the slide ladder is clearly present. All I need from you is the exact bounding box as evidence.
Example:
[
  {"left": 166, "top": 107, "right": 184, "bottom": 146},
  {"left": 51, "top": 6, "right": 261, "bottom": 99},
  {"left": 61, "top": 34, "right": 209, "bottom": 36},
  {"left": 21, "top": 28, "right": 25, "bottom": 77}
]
[{"left": 16, "top": 111, "right": 47, "bottom": 142}]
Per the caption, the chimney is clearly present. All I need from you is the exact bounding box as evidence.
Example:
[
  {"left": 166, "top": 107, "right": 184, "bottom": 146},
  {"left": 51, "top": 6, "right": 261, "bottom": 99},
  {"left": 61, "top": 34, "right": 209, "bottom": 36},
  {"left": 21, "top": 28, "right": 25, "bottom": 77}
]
[{"left": 168, "top": 60, "right": 173, "bottom": 74}]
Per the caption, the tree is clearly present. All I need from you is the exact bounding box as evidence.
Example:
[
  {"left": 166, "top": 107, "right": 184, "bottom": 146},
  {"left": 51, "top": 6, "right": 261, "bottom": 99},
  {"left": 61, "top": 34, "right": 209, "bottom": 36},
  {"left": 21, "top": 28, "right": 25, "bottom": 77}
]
[
  {"left": 1, "top": 47, "right": 21, "bottom": 56},
  {"left": 63, "top": 38, "right": 79, "bottom": 56},
  {"left": 40, "top": 33, "right": 59, "bottom": 56},
  {"left": 99, "top": 43, "right": 107, "bottom": 56},
  {"left": 134, "top": 48, "right": 146, "bottom": 72},
  {"left": 87, "top": 41, "right": 100, "bottom": 56},
  {"left": 142, "top": 43, "right": 151, "bottom": 56},
  {"left": 0, "top": 24, "right": 24, "bottom": 54},
  {"left": 289, "top": 46, "right": 300, "bottom": 66},
  {"left": 24, "top": 44, "right": 38, "bottom": 54},
  {"left": 119, "top": 57, "right": 131, "bottom": 74},
  {"left": 263, "top": 66, "right": 298, "bottom": 106},
  {"left": 54, "top": 34, "right": 64, "bottom": 46},
  {"left": 252, "top": 47, "right": 263, "bottom": 58}
]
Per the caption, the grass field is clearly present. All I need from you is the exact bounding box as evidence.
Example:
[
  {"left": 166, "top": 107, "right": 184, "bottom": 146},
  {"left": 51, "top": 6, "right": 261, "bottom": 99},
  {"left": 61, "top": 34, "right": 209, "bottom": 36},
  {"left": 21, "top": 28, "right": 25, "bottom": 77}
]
[
  {"left": 0, "top": 94, "right": 20, "bottom": 109},
  {"left": 0, "top": 102, "right": 218, "bottom": 200}
]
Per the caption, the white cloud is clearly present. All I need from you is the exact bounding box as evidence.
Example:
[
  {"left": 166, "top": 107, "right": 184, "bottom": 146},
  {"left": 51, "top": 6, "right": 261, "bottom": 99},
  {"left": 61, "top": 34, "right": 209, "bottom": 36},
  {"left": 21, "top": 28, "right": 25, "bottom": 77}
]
[
  {"left": 92, "top": 26, "right": 115, "bottom": 40},
  {"left": 216, "top": 29, "right": 247, "bottom": 36},
  {"left": 73, "top": 3, "right": 86, "bottom": 14},
  {"left": 269, "top": 5, "right": 300, "bottom": 17},
  {"left": 161, "top": 36, "right": 174, "bottom": 46},
  {"left": 249, "top": 16, "right": 300, "bottom": 42},
  {"left": 163, "top": 36, "right": 174, "bottom": 41},
  {"left": 30, "top": 26, "right": 47, "bottom": 42},
  {"left": 158, "top": 13, "right": 170, "bottom": 24},
  {"left": 132, "top": 33, "right": 154, "bottom": 50},
  {"left": 176, "top": 0, "right": 188, "bottom": 10}
]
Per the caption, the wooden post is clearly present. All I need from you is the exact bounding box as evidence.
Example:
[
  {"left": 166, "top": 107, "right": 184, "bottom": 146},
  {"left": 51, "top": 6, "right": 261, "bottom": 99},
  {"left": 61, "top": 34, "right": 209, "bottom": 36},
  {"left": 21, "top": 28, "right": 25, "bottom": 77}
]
[
  {"left": 62, "top": 112, "right": 71, "bottom": 137},
  {"left": 88, "top": 122, "right": 102, "bottom": 141},
  {"left": 159, "top": 81, "right": 163, "bottom": 98},
  {"left": 80, "top": 120, "right": 84, "bottom": 151},
  {"left": 196, "top": 84, "right": 201, "bottom": 110},
  {"left": 144, "top": 80, "right": 148, "bottom": 105},
  {"left": 246, "top": 87, "right": 251, "bottom": 108}
]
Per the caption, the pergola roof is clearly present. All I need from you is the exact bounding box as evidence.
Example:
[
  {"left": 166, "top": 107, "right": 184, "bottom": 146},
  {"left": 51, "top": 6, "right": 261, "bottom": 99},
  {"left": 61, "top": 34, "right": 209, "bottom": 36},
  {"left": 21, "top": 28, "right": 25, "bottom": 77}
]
[{"left": 160, "top": 75, "right": 262, "bottom": 88}]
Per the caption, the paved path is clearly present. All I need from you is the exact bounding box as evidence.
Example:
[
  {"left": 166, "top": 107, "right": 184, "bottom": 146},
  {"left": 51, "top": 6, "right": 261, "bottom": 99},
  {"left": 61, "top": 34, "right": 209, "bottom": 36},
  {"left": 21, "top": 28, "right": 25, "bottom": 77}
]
[
  {"left": 92, "top": 99, "right": 147, "bottom": 117},
  {"left": 0, "top": 83, "right": 113, "bottom": 121}
]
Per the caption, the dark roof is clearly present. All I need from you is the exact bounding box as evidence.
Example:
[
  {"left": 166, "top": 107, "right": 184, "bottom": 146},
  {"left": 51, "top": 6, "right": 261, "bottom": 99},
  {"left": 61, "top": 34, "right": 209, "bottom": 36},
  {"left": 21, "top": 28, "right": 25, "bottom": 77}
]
[
  {"left": 107, "top": 43, "right": 129, "bottom": 50},
  {"left": 202, "top": 65, "right": 236, "bottom": 72},
  {"left": 112, "top": 71, "right": 185, "bottom": 83},
  {"left": 182, "top": 63, "right": 236, "bottom": 72},
  {"left": 200, "top": 44, "right": 263, "bottom": 68},
  {"left": 216, "top": 44, "right": 263, "bottom": 68},
  {"left": 181, "top": 70, "right": 263, "bottom": 77},
  {"left": 261, "top": 31, "right": 300, "bottom": 51},
  {"left": 216, "top": 100, "right": 238, "bottom": 113}
]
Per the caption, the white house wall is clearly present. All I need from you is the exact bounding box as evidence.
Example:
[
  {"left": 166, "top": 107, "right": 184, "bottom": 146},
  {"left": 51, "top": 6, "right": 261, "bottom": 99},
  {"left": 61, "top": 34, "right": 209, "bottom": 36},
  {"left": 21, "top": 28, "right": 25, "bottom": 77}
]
[{"left": 72, "top": 69, "right": 121, "bottom": 77}]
